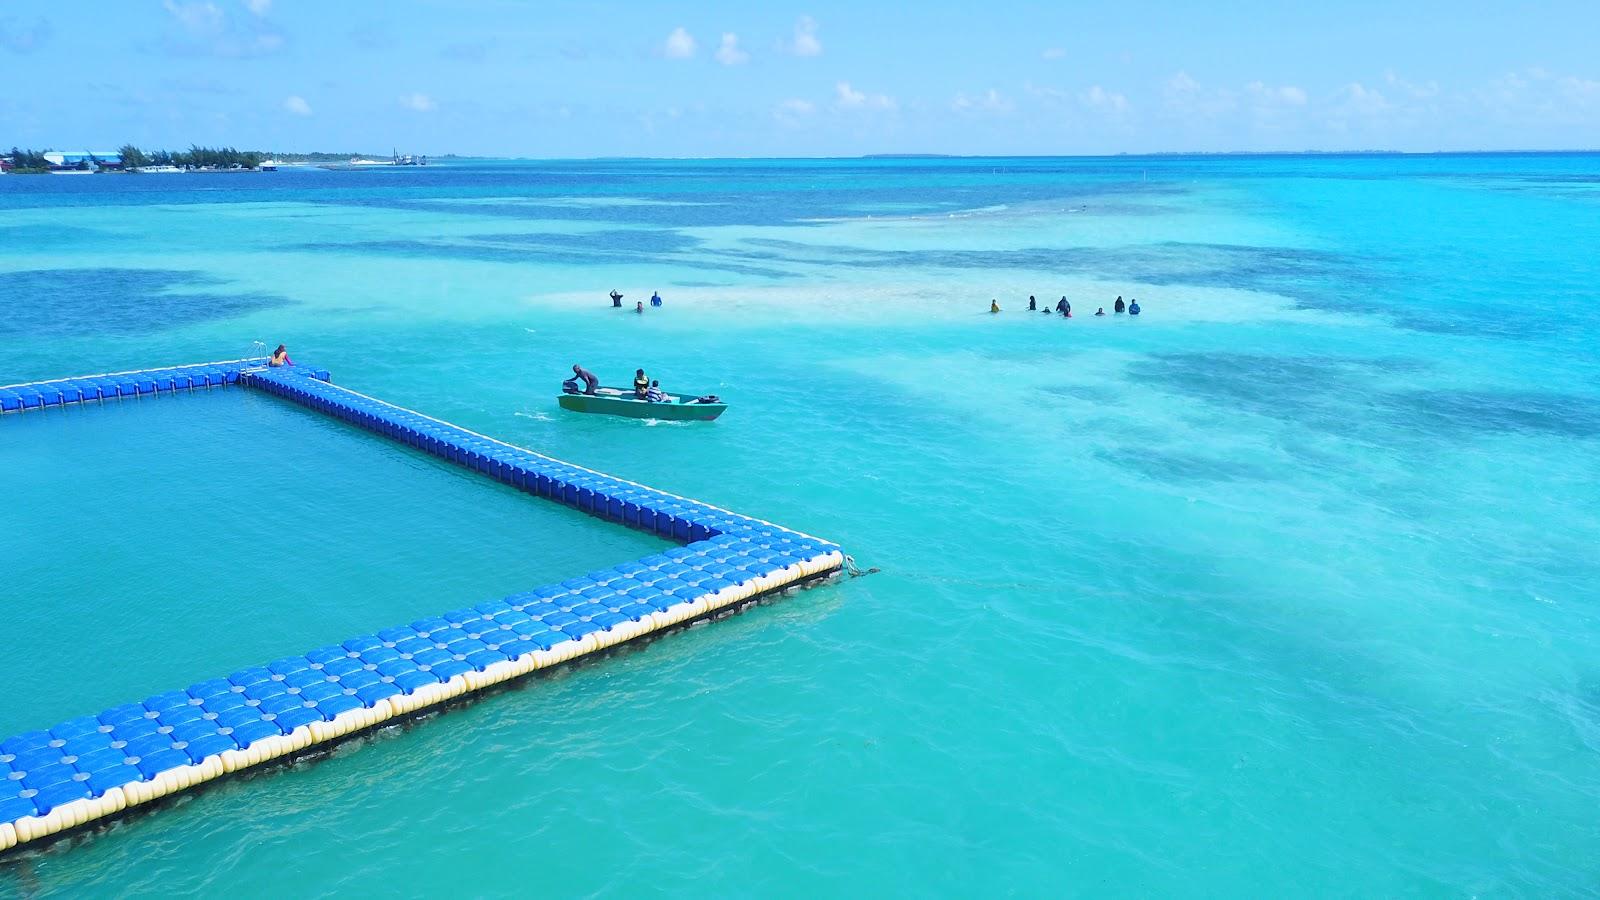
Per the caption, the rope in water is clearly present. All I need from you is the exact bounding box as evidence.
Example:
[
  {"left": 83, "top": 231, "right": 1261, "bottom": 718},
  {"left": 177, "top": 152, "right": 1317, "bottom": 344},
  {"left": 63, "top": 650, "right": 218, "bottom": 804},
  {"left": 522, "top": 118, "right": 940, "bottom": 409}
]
[{"left": 843, "top": 554, "right": 880, "bottom": 577}]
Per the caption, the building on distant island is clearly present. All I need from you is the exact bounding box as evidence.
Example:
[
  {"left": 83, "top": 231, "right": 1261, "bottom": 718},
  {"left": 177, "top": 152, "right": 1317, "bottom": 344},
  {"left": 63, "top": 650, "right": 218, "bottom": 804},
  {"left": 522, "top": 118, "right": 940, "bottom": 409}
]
[{"left": 42, "top": 151, "right": 123, "bottom": 172}]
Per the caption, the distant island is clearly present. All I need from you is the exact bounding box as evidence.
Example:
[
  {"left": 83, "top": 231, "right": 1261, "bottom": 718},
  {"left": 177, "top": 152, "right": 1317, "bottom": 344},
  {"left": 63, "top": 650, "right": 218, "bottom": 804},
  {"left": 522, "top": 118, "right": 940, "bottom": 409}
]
[{"left": 1, "top": 145, "right": 433, "bottom": 174}]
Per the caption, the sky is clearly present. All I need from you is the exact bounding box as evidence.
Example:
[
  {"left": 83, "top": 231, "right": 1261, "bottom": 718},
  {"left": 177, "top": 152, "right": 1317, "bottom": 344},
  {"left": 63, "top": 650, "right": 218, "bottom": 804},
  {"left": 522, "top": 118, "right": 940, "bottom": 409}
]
[{"left": 2, "top": 0, "right": 1598, "bottom": 157}]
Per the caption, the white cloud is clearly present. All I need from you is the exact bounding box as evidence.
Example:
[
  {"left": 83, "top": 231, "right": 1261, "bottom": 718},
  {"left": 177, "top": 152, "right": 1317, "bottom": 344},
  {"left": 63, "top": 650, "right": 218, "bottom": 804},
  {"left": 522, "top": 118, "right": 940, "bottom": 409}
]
[
  {"left": 244, "top": 0, "right": 270, "bottom": 15},
  {"left": 1041, "top": 47, "right": 1065, "bottom": 60},
  {"left": 1022, "top": 80, "right": 1070, "bottom": 103},
  {"left": 952, "top": 89, "right": 1013, "bottom": 114},
  {"left": 835, "top": 81, "right": 895, "bottom": 111},
  {"left": 1164, "top": 71, "right": 1200, "bottom": 100},
  {"left": 1246, "top": 81, "right": 1307, "bottom": 106},
  {"left": 1478, "top": 67, "right": 1600, "bottom": 125},
  {"left": 161, "top": 0, "right": 282, "bottom": 57},
  {"left": 1338, "top": 82, "right": 1389, "bottom": 116},
  {"left": 1558, "top": 73, "right": 1600, "bottom": 100},
  {"left": 400, "top": 92, "right": 436, "bottom": 112},
  {"left": 164, "top": 0, "right": 224, "bottom": 35},
  {"left": 1162, "top": 71, "right": 1238, "bottom": 118},
  {"left": 774, "top": 97, "right": 817, "bottom": 128},
  {"left": 663, "top": 26, "right": 696, "bottom": 59},
  {"left": 282, "top": 94, "right": 311, "bottom": 116},
  {"left": 715, "top": 33, "right": 748, "bottom": 66},
  {"left": 789, "top": 16, "right": 822, "bottom": 57},
  {"left": 1384, "top": 71, "right": 1440, "bottom": 100},
  {"left": 1081, "top": 84, "right": 1129, "bottom": 112}
]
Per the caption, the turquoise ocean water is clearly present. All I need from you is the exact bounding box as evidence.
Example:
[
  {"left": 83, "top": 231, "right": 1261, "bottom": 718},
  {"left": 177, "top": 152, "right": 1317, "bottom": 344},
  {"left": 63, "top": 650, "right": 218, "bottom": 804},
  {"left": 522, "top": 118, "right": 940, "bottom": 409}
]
[{"left": 2, "top": 155, "right": 1599, "bottom": 895}]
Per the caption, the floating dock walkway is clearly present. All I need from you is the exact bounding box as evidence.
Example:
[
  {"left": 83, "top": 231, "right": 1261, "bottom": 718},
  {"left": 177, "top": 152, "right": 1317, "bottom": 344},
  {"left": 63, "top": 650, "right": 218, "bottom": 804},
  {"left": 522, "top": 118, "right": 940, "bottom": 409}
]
[{"left": 0, "top": 361, "right": 843, "bottom": 855}]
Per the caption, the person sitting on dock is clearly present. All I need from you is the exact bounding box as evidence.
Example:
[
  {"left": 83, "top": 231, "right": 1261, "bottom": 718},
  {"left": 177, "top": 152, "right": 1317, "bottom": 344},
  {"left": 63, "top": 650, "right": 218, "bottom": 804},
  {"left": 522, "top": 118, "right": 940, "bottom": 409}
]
[
  {"left": 1114, "top": 296, "right": 1126, "bottom": 314},
  {"left": 566, "top": 364, "right": 600, "bottom": 395},
  {"left": 650, "top": 291, "right": 662, "bottom": 307},
  {"left": 646, "top": 380, "right": 665, "bottom": 402},
  {"left": 609, "top": 290, "right": 624, "bottom": 308},
  {"left": 633, "top": 368, "right": 650, "bottom": 399},
  {"left": 269, "top": 344, "right": 293, "bottom": 367}
]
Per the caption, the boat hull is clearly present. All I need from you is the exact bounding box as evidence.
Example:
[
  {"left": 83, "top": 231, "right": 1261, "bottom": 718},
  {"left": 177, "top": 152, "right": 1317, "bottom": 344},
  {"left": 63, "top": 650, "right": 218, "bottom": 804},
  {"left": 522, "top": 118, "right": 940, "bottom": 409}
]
[{"left": 558, "top": 393, "right": 726, "bottom": 421}]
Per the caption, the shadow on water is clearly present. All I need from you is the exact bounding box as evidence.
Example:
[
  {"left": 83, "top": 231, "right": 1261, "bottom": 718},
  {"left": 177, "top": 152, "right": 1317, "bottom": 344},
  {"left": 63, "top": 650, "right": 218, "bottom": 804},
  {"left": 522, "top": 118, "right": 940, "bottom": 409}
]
[
  {"left": 1140, "top": 352, "right": 1600, "bottom": 443},
  {"left": 0, "top": 269, "right": 291, "bottom": 339},
  {"left": 285, "top": 232, "right": 796, "bottom": 280}
]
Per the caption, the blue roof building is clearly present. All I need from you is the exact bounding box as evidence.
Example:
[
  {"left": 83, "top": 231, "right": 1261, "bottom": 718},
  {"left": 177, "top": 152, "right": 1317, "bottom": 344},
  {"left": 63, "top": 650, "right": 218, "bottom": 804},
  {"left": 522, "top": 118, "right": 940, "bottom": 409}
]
[{"left": 42, "top": 151, "right": 123, "bottom": 169}]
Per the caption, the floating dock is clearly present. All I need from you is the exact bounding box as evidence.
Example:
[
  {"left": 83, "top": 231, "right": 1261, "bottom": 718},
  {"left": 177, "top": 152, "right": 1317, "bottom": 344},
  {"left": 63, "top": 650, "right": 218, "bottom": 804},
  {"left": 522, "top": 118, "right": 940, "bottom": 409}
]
[{"left": 0, "top": 362, "right": 842, "bottom": 855}]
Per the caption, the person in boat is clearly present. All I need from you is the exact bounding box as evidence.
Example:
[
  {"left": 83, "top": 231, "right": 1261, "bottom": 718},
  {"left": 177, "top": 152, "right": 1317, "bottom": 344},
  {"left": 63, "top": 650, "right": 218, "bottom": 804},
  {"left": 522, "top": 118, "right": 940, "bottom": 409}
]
[
  {"left": 990, "top": 299, "right": 1000, "bottom": 313},
  {"left": 646, "top": 380, "right": 665, "bottom": 402},
  {"left": 609, "top": 290, "right": 623, "bottom": 308},
  {"left": 565, "top": 364, "right": 600, "bottom": 395},
  {"left": 1056, "top": 297, "right": 1071, "bottom": 317},
  {"left": 633, "top": 368, "right": 649, "bottom": 399},
  {"left": 1129, "top": 299, "right": 1141, "bottom": 316},
  {"left": 1028, "top": 295, "right": 1037, "bottom": 311},
  {"left": 650, "top": 291, "right": 662, "bottom": 307},
  {"left": 1094, "top": 307, "right": 1106, "bottom": 316},
  {"left": 635, "top": 301, "right": 645, "bottom": 314},
  {"left": 269, "top": 344, "right": 293, "bottom": 367},
  {"left": 1114, "top": 296, "right": 1126, "bottom": 314}
]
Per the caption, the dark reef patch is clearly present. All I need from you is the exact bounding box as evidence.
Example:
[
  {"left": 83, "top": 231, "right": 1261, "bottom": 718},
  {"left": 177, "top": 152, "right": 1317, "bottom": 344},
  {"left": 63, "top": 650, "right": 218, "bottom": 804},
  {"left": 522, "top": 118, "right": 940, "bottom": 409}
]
[
  {"left": 289, "top": 236, "right": 793, "bottom": 279},
  {"left": 0, "top": 269, "right": 290, "bottom": 338},
  {"left": 1139, "top": 352, "right": 1600, "bottom": 444}
]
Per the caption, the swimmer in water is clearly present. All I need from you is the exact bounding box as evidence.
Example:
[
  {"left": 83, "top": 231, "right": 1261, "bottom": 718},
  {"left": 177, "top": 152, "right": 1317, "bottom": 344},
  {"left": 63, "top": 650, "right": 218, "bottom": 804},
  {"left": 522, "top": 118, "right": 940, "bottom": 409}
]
[
  {"left": 1028, "top": 295, "right": 1037, "bottom": 311},
  {"left": 1129, "top": 299, "right": 1141, "bottom": 316},
  {"left": 635, "top": 301, "right": 645, "bottom": 314},
  {"left": 1114, "top": 296, "right": 1126, "bottom": 314},
  {"left": 1094, "top": 307, "right": 1106, "bottom": 316},
  {"left": 990, "top": 299, "right": 1000, "bottom": 313}
]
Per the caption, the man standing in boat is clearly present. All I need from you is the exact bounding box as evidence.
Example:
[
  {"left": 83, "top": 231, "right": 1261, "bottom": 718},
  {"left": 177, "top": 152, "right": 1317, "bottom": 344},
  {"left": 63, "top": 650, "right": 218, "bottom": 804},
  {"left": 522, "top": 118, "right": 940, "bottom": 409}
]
[{"left": 565, "top": 364, "right": 600, "bottom": 395}]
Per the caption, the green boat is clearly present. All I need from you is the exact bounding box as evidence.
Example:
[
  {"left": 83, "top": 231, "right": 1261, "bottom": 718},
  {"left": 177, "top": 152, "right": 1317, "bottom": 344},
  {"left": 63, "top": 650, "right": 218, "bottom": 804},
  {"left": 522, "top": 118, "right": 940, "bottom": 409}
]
[{"left": 558, "top": 387, "right": 727, "bottom": 421}]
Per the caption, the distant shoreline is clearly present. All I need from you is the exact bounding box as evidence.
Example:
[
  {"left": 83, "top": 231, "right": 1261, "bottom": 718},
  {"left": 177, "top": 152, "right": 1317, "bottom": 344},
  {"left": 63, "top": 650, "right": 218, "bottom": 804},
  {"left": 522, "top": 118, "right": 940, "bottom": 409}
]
[{"left": 495, "top": 149, "right": 1600, "bottom": 163}]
